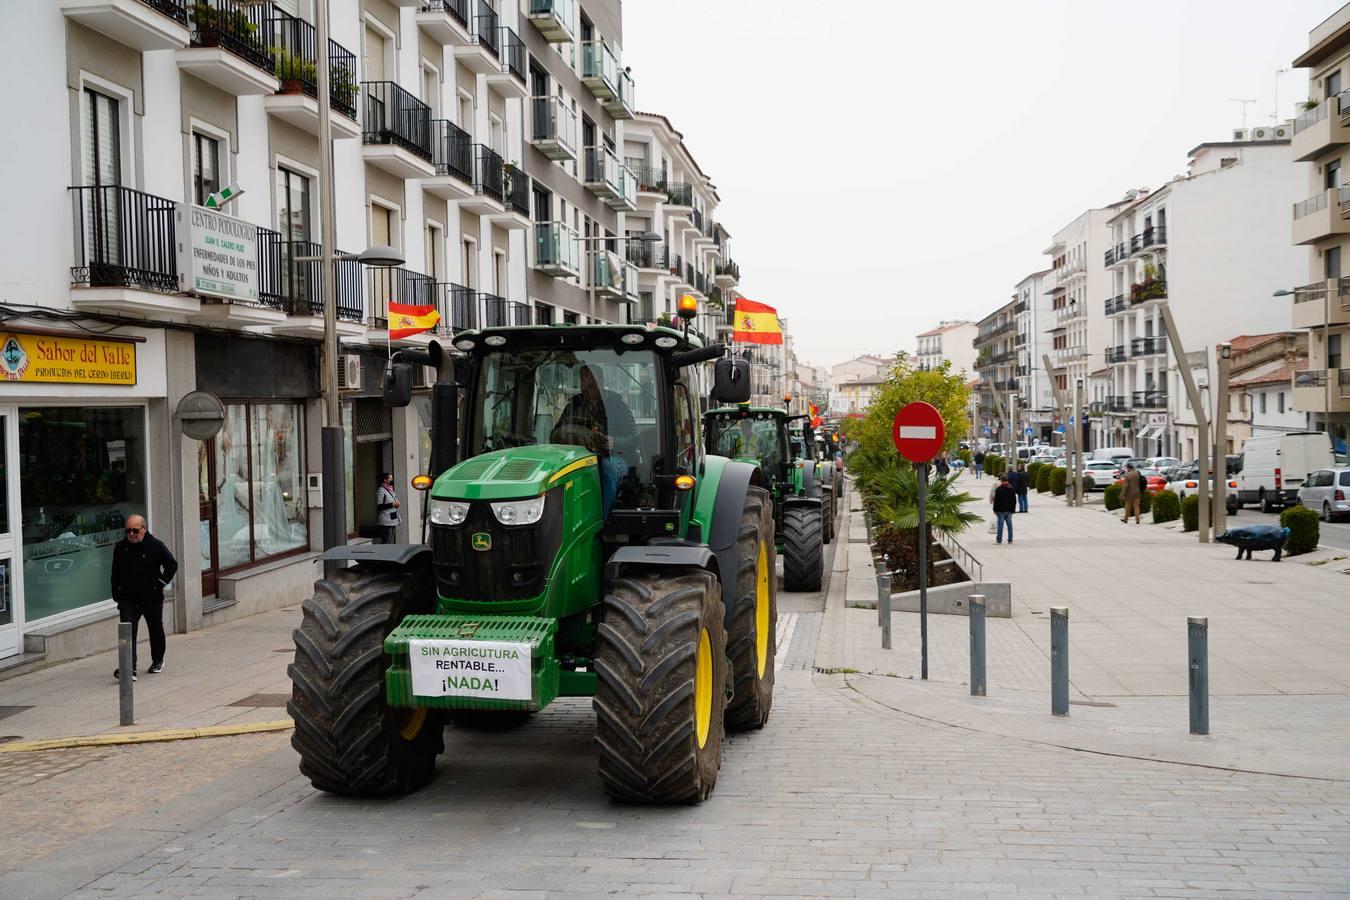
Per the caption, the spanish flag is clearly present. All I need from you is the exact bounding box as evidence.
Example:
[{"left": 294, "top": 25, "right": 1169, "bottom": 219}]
[
  {"left": 731, "top": 298, "right": 783, "bottom": 345},
  {"left": 809, "top": 402, "right": 823, "bottom": 429},
  {"left": 388, "top": 301, "right": 440, "bottom": 340}
]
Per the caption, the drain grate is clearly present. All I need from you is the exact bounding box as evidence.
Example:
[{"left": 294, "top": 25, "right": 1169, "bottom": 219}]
[
  {"left": 0, "top": 706, "right": 33, "bottom": 722},
  {"left": 229, "top": 693, "right": 291, "bottom": 708}
]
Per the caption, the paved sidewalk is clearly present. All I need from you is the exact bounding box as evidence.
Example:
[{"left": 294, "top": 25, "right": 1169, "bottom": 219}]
[{"left": 0, "top": 606, "right": 300, "bottom": 744}]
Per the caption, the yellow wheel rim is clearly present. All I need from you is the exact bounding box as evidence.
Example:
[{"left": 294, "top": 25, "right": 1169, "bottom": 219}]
[
  {"left": 694, "top": 627, "right": 713, "bottom": 749},
  {"left": 397, "top": 707, "right": 428, "bottom": 741},
  {"left": 755, "top": 540, "right": 770, "bottom": 678}
]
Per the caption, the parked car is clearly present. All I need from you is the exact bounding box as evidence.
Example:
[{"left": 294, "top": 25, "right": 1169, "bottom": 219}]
[
  {"left": 1297, "top": 467, "right": 1350, "bottom": 522},
  {"left": 1114, "top": 468, "right": 1168, "bottom": 495},
  {"left": 1148, "top": 457, "right": 1182, "bottom": 472},
  {"left": 1090, "top": 446, "right": 1134, "bottom": 463},
  {"left": 1234, "top": 432, "right": 1335, "bottom": 512},
  {"left": 1028, "top": 454, "right": 1057, "bottom": 468},
  {"left": 1168, "top": 467, "right": 1241, "bottom": 512},
  {"left": 1081, "top": 460, "right": 1121, "bottom": 491}
]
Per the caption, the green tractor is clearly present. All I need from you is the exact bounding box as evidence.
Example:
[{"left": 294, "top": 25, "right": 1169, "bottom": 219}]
[
  {"left": 287, "top": 323, "right": 778, "bottom": 804},
  {"left": 702, "top": 405, "right": 832, "bottom": 592},
  {"left": 789, "top": 419, "right": 840, "bottom": 543}
]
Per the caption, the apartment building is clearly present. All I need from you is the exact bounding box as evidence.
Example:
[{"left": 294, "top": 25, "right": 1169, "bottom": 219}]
[
  {"left": 1013, "top": 269, "right": 1055, "bottom": 439},
  {"left": 973, "top": 300, "right": 1018, "bottom": 438},
  {"left": 0, "top": 0, "right": 649, "bottom": 665},
  {"left": 1291, "top": 5, "right": 1350, "bottom": 459},
  {"left": 1101, "top": 133, "right": 1301, "bottom": 458},
  {"left": 914, "top": 321, "right": 977, "bottom": 374},
  {"left": 827, "top": 353, "right": 892, "bottom": 417}
]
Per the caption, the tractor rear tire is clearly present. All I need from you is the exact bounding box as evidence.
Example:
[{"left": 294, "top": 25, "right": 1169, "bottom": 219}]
[
  {"left": 287, "top": 566, "right": 445, "bottom": 796},
  {"left": 821, "top": 487, "right": 835, "bottom": 545},
  {"left": 782, "top": 505, "right": 824, "bottom": 592},
  {"left": 594, "top": 568, "right": 727, "bottom": 803},
  {"left": 725, "top": 486, "right": 777, "bottom": 732}
]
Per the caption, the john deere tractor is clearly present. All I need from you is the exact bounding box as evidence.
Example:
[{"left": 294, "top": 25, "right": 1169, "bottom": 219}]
[
  {"left": 702, "top": 405, "right": 829, "bottom": 592},
  {"left": 287, "top": 323, "right": 778, "bottom": 804},
  {"left": 789, "top": 420, "right": 839, "bottom": 544}
]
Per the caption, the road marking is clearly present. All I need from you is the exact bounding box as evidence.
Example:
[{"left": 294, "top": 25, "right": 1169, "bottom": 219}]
[
  {"left": 897, "top": 425, "right": 937, "bottom": 439},
  {"left": 775, "top": 612, "right": 798, "bottom": 672}
]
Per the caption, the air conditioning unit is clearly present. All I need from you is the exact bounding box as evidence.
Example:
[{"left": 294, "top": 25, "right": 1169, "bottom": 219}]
[
  {"left": 1232, "top": 129, "right": 1247, "bottom": 141},
  {"left": 1272, "top": 124, "right": 1290, "bottom": 139},
  {"left": 1250, "top": 126, "right": 1271, "bottom": 140},
  {"left": 409, "top": 364, "right": 435, "bottom": 388},
  {"left": 337, "top": 354, "right": 362, "bottom": 391}
]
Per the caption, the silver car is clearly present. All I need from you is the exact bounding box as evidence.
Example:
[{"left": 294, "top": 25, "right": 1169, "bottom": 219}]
[{"left": 1297, "top": 467, "right": 1350, "bottom": 522}]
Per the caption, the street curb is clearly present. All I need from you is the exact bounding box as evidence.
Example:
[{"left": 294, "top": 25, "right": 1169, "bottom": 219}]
[{"left": 0, "top": 719, "right": 293, "bottom": 754}]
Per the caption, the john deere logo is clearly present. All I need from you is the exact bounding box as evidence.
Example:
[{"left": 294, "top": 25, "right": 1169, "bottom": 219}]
[{"left": 471, "top": 532, "right": 492, "bottom": 551}]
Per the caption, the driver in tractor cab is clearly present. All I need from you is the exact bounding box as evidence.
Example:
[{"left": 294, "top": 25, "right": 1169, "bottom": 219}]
[{"left": 554, "top": 365, "right": 637, "bottom": 515}]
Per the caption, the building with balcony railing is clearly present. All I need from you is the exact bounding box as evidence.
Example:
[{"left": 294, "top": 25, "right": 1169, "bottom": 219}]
[{"left": 1291, "top": 7, "right": 1350, "bottom": 455}]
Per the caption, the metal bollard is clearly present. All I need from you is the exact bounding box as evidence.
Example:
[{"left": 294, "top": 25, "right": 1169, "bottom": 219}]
[
  {"left": 117, "top": 621, "right": 134, "bottom": 726},
  {"left": 969, "top": 594, "right": 986, "bottom": 696},
  {"left": 1050, "top": 606, "right": 1068, "bottom": 716},
  {"left": 877, "top": 571, "right": 892, "bottom": 650},
  {"left": 1188, "top": 616, "right": 1209, "bottom": 735}
]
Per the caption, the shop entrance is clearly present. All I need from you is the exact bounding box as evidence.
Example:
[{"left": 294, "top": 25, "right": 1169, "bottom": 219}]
[
  {"left": 348, "top": 398, "right": 392, "bottom": 541},
  {"left": 0, "top": 410, "right": 20, "bottom": 659}
]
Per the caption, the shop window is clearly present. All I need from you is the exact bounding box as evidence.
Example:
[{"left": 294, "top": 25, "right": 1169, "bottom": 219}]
[
  {"left": 212, "top": 402, "right": 307, "bottom": 570},
  {"left": 19, "top": 406, "right": 146, "bottom": 621}
]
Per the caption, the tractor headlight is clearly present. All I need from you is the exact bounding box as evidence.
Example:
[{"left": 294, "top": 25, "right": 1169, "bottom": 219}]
[
  {"left": 491, "top": 495, "right": 546, "bottom": 526},
  {"left": 428, "top": 498, "right": 470, "bottom": 526}
]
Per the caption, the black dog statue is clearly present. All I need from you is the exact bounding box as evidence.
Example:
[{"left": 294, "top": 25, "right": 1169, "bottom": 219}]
[{"left": 1215, "top": 525, "right": 1291, "bottom": 561}]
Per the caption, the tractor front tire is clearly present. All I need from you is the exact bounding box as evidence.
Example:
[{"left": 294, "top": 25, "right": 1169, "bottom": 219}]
[
  {"left": 594, "top": 568, "right": 727, "bottom": 803},
  {"left": 782, "top": 505, "right": 824, "bottom": 592},
  {"left": 288, "top": 566, "right": 445, "bottom": 796},
  {"left": 725, "top": 486, "right": 777, "bottom": 731}
]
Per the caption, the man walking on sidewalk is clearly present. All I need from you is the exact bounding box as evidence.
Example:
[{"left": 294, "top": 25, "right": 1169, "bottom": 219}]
[
  {"left": 111, "top": 514, "right": 178, "bottom": 680},
  {"left": 1121, "top": 463, "right": 1144, "bottom": 525},
  {"left": 992, "top": 475, "right": 1016, "bottom": 544},
  {"left": 973, "top": 450, "right": 985, "bottom": 479}
]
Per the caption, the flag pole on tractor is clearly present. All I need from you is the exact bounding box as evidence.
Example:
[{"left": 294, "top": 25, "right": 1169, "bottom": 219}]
[{"left": 731, "top": 298, "right": 783, "bottom": 345}]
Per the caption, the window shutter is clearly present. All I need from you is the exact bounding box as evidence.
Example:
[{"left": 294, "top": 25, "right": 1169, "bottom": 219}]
[{"left": 364, "top": 27, "right": 385, "bottom": 82}]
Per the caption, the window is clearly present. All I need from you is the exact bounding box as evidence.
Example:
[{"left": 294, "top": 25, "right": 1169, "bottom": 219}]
[
  {"left": 1278, "top": 392, "right": 1286, "bottom": 414},
  {"left": 1330, "top": 333, "right": 1343, "bottom": 369},
  {"left": 192, "top": 133, "right": 221, "bottom": 206},
  {"left": 1260, "top": 392, "right": 1268, "bottom": 414},
  {"left": 276, "top": 166, "right": 311, "bottom": 242},
  {"left": 1327, "top": 159, "right": 1342, "bottom": 191},
  {"left": 421, "top": 64, "right": 439, "bottom": 117},
  {"left": 1327, "top": 245, "right": 1342, "bottom": 279},
  {"left": 1328, "top": 70, "right": 1343, "bottom": 99},
  {"left": 212, "top": 402, "right": 307, "bottom": 570},
  {"left": 672, "top": 382, "right": 697, "bottom": 473},
  {"left": 535, "top": 303, "right": 553, "bottom": 325},
  {"left": 83, "top": 88, "right": 121, "bottom": 187},
  {"left": 563, "top": 310, "right": 579, "bottom": 325},
  {"left": 461, "top": 238, "right": 477, "bottom": 289},
  {"left": 19, "top": 407, "right": 147, "bottom": 621},
  {"left": 425, "top": 223, "right": 443, "bottom": 280}
]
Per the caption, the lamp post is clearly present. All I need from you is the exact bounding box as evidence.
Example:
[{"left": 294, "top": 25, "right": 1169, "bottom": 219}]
[
  {"left": 1273, "top": 286, "right": 1329, "bottom": 433},
  {"left": 1213, "top": 342, "right": 1231, "bottom": 534},
  {"left": 581, "top": 231, "right": 662, "bottom": 324}
]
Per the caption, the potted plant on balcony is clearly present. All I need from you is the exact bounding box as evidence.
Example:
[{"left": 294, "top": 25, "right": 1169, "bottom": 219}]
[
  {"left": 1301, "top": 98, "right": 1320, "bottom": 112},
  {"left": 190, "top": 2, "right": 257, "bottom": 46},
  {"left": 271, "top": 46, "right": 316, "bottom": 94}
]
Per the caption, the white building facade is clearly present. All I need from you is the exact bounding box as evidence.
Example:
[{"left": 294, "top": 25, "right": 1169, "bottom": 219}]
[{"left": 914, "top": 322, "right": 977, "bottom": 376}]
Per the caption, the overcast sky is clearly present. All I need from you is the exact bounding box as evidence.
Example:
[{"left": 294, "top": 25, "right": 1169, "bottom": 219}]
[{"left": 622, "top": 0, "right": 1344, "bottom": 370}]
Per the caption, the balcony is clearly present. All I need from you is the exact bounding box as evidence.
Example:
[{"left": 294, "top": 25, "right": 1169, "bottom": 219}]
[
  {"left": 580, "top": 40, "right": 619, "bottom": 102},
  {"left": 423, "top": 119, "right": 474, "bottom": 199},
  {"left": 462, "top": 144, "right": 505, "bottom": 214},
  {"left": 715, "top": 258, "right": 740, "bottom": 285},
  {"left": 453, "top": 0, "right": 501, "bottom": 74},
  {"left": 626, "top": 240, "right": 669, "bottom": 271},
  {"left": 1053, "top": 302, "right": 1080, "bottom": 323},
  {"left": 264, "top": 11, "right": 360, "bottom": 138},
  {"left": 533, "top": 222, "right": 579, "bottom": 278},
  {"left": 365, "top": 266, "right": 436, "bottom": 332},
  {"left": 1129, "top": 277, "right": 1167, "bottom": 304},
  {"left": 177, "top": 0, "right": 277, "bottom": 95},
  {"left": 269, "top": 240, "right": 367, "bottom": 337},
  {"left": 480, "top": 293, "right": 531, "bottom": 328},
  {"left": 1293, "top": 188, "right": 1350, "bottom": 245},
  {"left": 529, "top": 96, "right": 577, "bottom": 161},
  {"left": 488, "top": 164, "right": 531, "bottom": 229},
  {"left": 1104, "top": 294, "right": 1128, "bottom": 316},
  {"left": 361, "top": 81, "right": 435, "bottom": 178},
  {"left": 485, "top": 27, "right": 528, "bottom": 99},
  {"left": 1294, "top": 368, "right": 1350, "bottom": 412},
  {"left": 666, "top": 182, "right": 694, "bottom": 209},
  {"left": 62, "top": 0, "right": 189, "bottom": 51},
  {"left": 623, "top": 260, "right": 639, "bottom": 302},
  {"left": 1291, "top": 278, "right": 1350, "bottom": 328},
  {"left": 604, "top": 68, "right": 635, "bottom": 120},
  {"left": 416, "top": 0, "right": 472, "bottom": 46},
  {"left": 1292, "top": 93, "right": 1350, "bottom": 162},
  {"left": 583, "top": 146, "right": 636, "bottom": 211},
  {"left": 432, "top": 281, "right": 477, "bottom": 334},
  {"left": 1105, "top": 396, "right": 1129, "bottom": 414},
  {"left": 1131, "top": 335, "right": 1166, "bottom": 357},
  {"left": 526, "top": 0, "right": 574, "bottom": 43},
  {"left": 590, "top": 250, "right": 627, "bottom": 299},
  {"left": 1052, "top": 345, "right": 1086, "bottom": 366},
  {"left": 1014, "top": 332, "right": 1027, "bottom": 346},
  {"left": 67, "top": 185, "right": 196, "bottom": 317},
  {"left": 627, "top": 161, "right": 666, "bottom": 194},
  {"left": 1132, "top": 390, "right": 1168, "bottom": 411}
]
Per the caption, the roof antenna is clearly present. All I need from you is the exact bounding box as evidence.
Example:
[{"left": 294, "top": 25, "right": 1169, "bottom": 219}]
[{"left": 1227, "top": 98, "right": 1255, "bottom": 132}]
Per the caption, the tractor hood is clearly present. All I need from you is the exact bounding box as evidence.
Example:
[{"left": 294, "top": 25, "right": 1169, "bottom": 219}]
[{"left": 432, "top": 445, "right": 599, "bottom": 501}]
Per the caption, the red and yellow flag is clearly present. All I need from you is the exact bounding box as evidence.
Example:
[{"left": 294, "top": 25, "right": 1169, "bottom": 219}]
[
  {"left": 388, "top": 302, "right": 440, "bottom": 340},
  {"left": 809, "top": 402, "right": 822, "bottom": 429},
  {"left": 731, "top": 298, "right": 783, "bottom": 345}
]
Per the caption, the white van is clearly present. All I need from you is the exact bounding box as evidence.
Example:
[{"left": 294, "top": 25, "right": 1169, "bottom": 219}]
[
  {"left": 1235, "top": 432, "right": 1335, "bottom": 512},
  {"left": 1089, "top": 446, "right": 1134, "bottom": 464}
]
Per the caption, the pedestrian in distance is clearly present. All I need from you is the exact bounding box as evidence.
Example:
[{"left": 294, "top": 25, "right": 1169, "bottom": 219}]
[
  {"left": 1012, "top": 462, "right": 1030, "bottom": 513},
  {"left": 992, "top": 475, "right": 1017, "bottom": 544},
  {"left": 973, "top": 450, "right": 985, "bottom": 479},
  {"left": 111, "top": 514, "right": 178, "bottom": 680},
  {"left": 1121, "top": 463, "right": 1143, "bottom": 525},
  {"left": 935, "top": 456, "right": 950, "bottom": 479},
  {"left": 376, "top": 472, "right": 401, "bottom": 544}
]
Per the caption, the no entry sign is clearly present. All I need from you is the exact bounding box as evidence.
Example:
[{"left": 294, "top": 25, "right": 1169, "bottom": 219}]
[{"left": 892, "top": 401, "right": 945, "bottom": 463}]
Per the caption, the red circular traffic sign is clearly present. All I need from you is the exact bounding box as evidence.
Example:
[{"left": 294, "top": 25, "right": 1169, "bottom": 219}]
[{"left": 892, "top": 402, "right": 946, "bottom": 463}]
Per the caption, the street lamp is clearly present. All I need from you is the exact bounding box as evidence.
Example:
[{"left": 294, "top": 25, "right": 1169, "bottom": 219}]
[
  {"left": 1273, "top": 286, "right": 1329, "bottom": 432},
  {"left": 579, "top": 231, "right": 661, "bottom": 324}
]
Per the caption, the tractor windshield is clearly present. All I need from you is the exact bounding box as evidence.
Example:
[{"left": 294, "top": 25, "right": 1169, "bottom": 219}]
[
  {"left": 707, "top": 413, "right": 787, "bottom": 470},
  {"left": 468, "top": 347, "right": 661, "bottom": 505}
]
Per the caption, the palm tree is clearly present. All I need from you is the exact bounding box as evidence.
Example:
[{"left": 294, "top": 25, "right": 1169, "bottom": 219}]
[{"left": 862, "top": 461, "right": 981, "bottom": 589}]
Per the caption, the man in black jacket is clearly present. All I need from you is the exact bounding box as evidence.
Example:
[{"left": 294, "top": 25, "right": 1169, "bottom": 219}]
[
  {"left": 111, "top": 515, "right": 178, "bottom": 679},
  {"left": 992, "top": 476, "right": 1017, "bottom": 545}
]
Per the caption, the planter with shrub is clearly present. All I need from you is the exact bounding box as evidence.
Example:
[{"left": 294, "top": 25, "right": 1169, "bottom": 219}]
[
  {"left": 1138, "top": 488, "right": 1153, "bottom": 515},
  {"left": 1151, "top": 489, "right": 1180, "bottom": 524},
  {"left": 1050, "top": 466, "right": 1067, "bottom": 496},
  {"left": 1280, "top": 505, "right": 1320, "bottom": 556},
  {"left": 1181, "top": 494, "right": 1199, "bottom": 532},
  {"left": 1103, "top": 483, "right": 1122, "bottom": 511},
  {"left": 1036, "top": 466, "right": 1052, "bottom": 493}
]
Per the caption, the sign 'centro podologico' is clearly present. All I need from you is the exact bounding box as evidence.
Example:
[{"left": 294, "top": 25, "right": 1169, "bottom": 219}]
[{"left": 892, "top": 401, "right": 946, "bottom": 464}]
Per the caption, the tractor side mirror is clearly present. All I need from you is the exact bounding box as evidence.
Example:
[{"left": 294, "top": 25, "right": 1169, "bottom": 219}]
[
  {"left": 712, "top": 357, "right": 751, "bottom": 404},
  {"left": 383, "top": 362, "right": 413, "bottom": 408}
]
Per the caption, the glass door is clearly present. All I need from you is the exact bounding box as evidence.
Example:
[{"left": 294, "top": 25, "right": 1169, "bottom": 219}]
[
  {"left": 0, "top": 411, "right": 20, "bottom": 659},
  {"left": 198, "top": 439, "right": 219, "bottom": 598}
]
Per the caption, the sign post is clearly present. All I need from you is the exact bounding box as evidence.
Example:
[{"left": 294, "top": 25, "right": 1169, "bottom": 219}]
[{"left": 892, "top": 401, "right": 946, "bottom": 680}]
